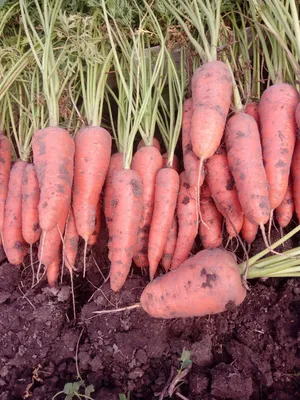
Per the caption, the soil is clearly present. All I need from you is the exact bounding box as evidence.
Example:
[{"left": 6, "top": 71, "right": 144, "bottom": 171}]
[{"left": 0, "top": 226, "right": 300, "bottom": 400}]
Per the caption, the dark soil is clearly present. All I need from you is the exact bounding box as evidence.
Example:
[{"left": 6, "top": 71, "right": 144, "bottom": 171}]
[{"left": 0, "top": 227, "right": 300, "bottom": 400}]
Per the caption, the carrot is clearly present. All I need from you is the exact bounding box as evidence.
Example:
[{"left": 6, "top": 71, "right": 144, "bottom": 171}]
[
  {"left": 88, "top": 199, "right": 101, "bottom": 246},
  {"left": 241, "top": 216, "right": 258, "bottom": 245},
  {"left": 258, "top": 84, "right": 299, "bottom": 213},
  {"left": 206, "top": 147, "right": 243, "bottom": 238},
  {"left": 22, "top": 164, "right": 41, "bottom": 245},
  {"left": 131, "top": 145, "right": 163, "bottom": 268},
  {"left": 275, "top": 180, "right": 294, "bottom": 228},
  {"left": 245, "top": 102, "right": 260, "bottom": 127},
  {"left": 32, "top": 127, "right": 75, "bottom": 232},
  {"left": 73, "top": 126, "right": 111, "bottom": 245},
  {"left": 199, "top": 183, "right": 223, "bottom": 249},
  {"left": 137, "top": 137, "right": 161, "bottom": 153},
  {"left": 109, "top": 169, "right": 143, "bottom": 292},
  {"left": 171, "top": 171, "right": 197, "bottom": 269},
  {"left": 3, "top": 161, "right": 27, "bottom": 265},
  {"left": 64, "top": 208, "right": 79, "bottom": 270},
  {"left": 225, "top": 113, "right": 270, "bottom": 228},
  {"left": 140, "top": 248, "right": 246, "bottom": 318},
  {"left": 161, "top": 216, "right": 178, "bottom": 272},
  {"left": 148, "top": 167, "right": 180, "bottom": 280},
  {"left": 47, "top": 254, "right": 61, "bottom": 288},
  {"left": 291, "top": 104, "right": 300, "bottom": 222},
  {"left": 162, "top": 153, "right": 179, "bottom": 172},
  {"left": 0, "top": 134, "right": 11, "bottom": 238}
]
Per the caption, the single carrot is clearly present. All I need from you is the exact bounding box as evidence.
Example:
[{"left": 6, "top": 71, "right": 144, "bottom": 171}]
[
  {"left": 0, "top": 134, "right": 11, "bottom": 238},
  {"left": 132, "top": 145, "right": 163, "bottom": 268},
  {"left": 22, "top": 164, "right": 41, "bottom": 244},
  {"left": 137, "top": 137, "right": 161, "bottom": 153},
  {"left": 47, "top": 254, "right": 61, "bottom": 288},
  {"left": 275, "top": 180, "right": 294, "bottom": 228},
  {"left": 64, "top": 208, "right": 79, "bottom": 270},
  {"left": 109, "top": 169, "right": 143, "bottom": 292},
  {"left": 199, "top": 183, "right": 223, "bottom": 249},
  {"left": 245, "top": 102, "right": 260, "bottom": 127},
  {"left": 161, "top": 216, "right": 178, "bottom": 272},
  {"left": 206, "top": 147, "right": 243, "bottom": 238},
  {"left": 258, "top": 84, "right": 299, "bottom": 213},
  {"left": 88, "top": 199, "right": 101, "bottom": 246},
  {"left": 241, "top": 216, "right": 258, "bottom": 245},
  {"left": 291, "top": 104, "right": 300, "bottom": 221},
  {"left": 32, "top": 127, "right": 75, "bottom": 232},
  {"left": 171, "top": 171, "right": 197, "bottom": 269},
  {"left": 148, "top": 167, "right": 180, "bottom": 280},
  {"left": 140, "top": 248, "right": 246, "bottom": 319},
  {"left": 225, "top": 113, "right": 270, "bottom": 228},
  {"left": 3, "top": 160, "right": 27, "bottom": 265}
]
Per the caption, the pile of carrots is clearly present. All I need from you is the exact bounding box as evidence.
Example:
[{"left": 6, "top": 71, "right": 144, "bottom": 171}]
[{"left": 2, "top": 0, "right": 300, "bottom": 319}]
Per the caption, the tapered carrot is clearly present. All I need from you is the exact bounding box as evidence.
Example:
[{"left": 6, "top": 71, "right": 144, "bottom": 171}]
[
  {"left": 241, "top": 216, "right": 258, "bottom": 245},
  {"left": 199, "top": 184, "right": 223, "bottom": 249},
  {"left": 88, "top": 199, "right": 101, "bottom": 246},
  {"left": 245, "top": 102, "right": 260, "bottom": 127},
  {"left": 0, "top": 134, "right": 11, "bottom": 238},
  {"left": 132, "top": 145, "right": 163, "bottom": 268},
  {"left": 259, "top": 84, "right": 299, "bottom": 213},
  {"left": 275, "top": 180, "right": 294, "bottom": 228},
  {"left": 22, "top": 164, "right": 41, "bottom": 244},
  {"left": 47, "top": 254, "right": 61, "bottom": 288},
  {"left": 206, "top": 147, "right": 243, "bottom": 238},
  {"left": 171, "top": 172, "right": 197, "bottom": 269},
  {"left": 109, "top": 169, "right": 143, "bottom": 292},
  {"left": 161, "top": 216, "right": 178, "bottom": 271},
  {"left": 225, "top": 113, "right": 270, "bottom": 227},
  {"left": 3, "top": 161, "right": 27, "bottom": 265},
  {"left": 32, "top": 127, "right": 75, "bottom": 232},
  {"left": 148, "top": 167, "right": 180, "bottom": 280},
  {"left": 64, "top": 208, "right": 79, "bottom": 270}
]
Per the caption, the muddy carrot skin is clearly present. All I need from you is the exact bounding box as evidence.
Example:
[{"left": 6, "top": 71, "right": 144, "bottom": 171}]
[
  {"left": 245, "top": 102, "right": 260, "bottom": 127},
  {"left": 88, "top": 200, "right": 101, "bottom": 246},
  {"left": 0, "top": 134, "right": 11, "bottom": 237},
  {"left": 64, "top": 208, "right": 79, "bottom": 269},
  {"left": 275, "top": 181, "right": 294, "bottom": 228},
  {"left": 241, "top": 216, "right": 258, "bottom": 245},
  {"left": 161, "top": 216, "right": 178, "bottom": 271}
]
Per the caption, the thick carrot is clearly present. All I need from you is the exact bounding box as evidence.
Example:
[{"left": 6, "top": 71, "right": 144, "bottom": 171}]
[
  {"left": 88, "top": 199, "right": 101, "bottom": 246},
  {"left": 32, "top": 127, "right": 75, "bottom": 232},
  {"left": 3, "top": 161, "right": 27, "bottom": 265},
  {"left": 161, "top": 216, "right": 178, "bottom": 272},
  {"left": 258, "top": 84, "right": 299, "bottom": 211},
  {"left": 47, "top": 254, "right": 61, "bottom": 288},
  {"left": 206, "top": 147, "right": 243, "bottom": 238},
  {"left": 137, "top": 137, "right": 161, "bottom": 153},
  {"left": 148, "top": 167, "right": 180, "bottom": 280},
  {"left": 199, "top": 184, "right": 223, "bottom": 249},
  {"left": 132, "top": 145, "right": 163, "bottom": 268},
  {"left": 171, "top": 172, "right": 197, "bottom": 269},
  {"left": 104, "top": 152, "right": 123, "bottom": 242},
  {"left": 291, "top": 104, "right": 300, "bottom": 221},
  {"left": 225, "top": 113, "right": 270, "bottom": 227},
  {"left": 275, "top": 180, "right": 294, "bottom": 228},
  {"left": 22, "top": 164, "right": 41, "bottom": 244},
  {"left": 109, "top": 169, "right": 143, "bottom": 292},
  {"left": 73, "top": 126, "right": 111, "bottom": 242},
  {"left": 245, "top": 102, "right": 260, "bottom": 127},
  {"left": 0, "top": 134, "right": 11, "bottom": 237},
  {"left": 140, "top": 248, "right": 246, "bottom": 319},
  {"left": 241, "top": 216, "right": 258, "bottom": 245},
  {"left": 64, "top": 208, "right": 79, "bottom": 270}
]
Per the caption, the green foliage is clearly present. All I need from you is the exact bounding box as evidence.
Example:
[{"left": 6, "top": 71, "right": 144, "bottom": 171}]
[
  {"left": 178, "top": 349, "right": 192, "bottom": 371},
  {"left": 119, "top": 392, "right": 130, "bottom": 400}
]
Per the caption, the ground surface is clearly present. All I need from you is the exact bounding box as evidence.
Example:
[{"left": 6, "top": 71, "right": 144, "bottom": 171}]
[{"left": 0, "top": 227, "right": 300, "bottom": 400}]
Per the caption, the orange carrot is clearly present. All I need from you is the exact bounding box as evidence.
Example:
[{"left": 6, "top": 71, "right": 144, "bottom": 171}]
[
  {"left": 241, "top": 216, "right": 258, "bottom": 245},
  {"left": 258, "top": 84, "right": 299, "bottom": 212},
  {"left": 275, "top": 180, "right": 294, "bottom": 228},
  {"left": 132, "top": 145, "right": 163, "bottom": 268},
  {"left": 199, "top": 183, "right": 223, "bottom": 249},
  {"left": 0, "top": 134, "right": 11, "bottom": 238},
  {"left": 225, "top": 113, "right": 270, "bottom": 227},
  {"left": 161, "top": 216, "right": 178, "bottom": 272},
  {"left": 162, "top": 153, "right": 179, "bottom": 172},
  {"left": 47, "top": 254, "right": 61, "bottom": 288},
  {"left": 137, "top": 137, "right": 161, "bottom": 153},
  {"left": 140, "top": 248, "right": 246, "bottom": 318},
  {"left": 171, "top": 172, "right": 197, "bottom": 269},
  {"left": 88, "top": 199, "right": 101, "bottom": 246},
  {"left": 22, "top": 164, "right": 41, "bottom": 244},
  {"left": 32, "top": 127, "right": 75, "bottom": 232},
  {"left": 148, "top": 167, "right": 180, "bottom": 280},
  {"left": 206, "top": 147, "right": 243, "bottom": 238},
  {"left": 64, "top": 208, "right": 79, "bottom": 270},
  {"left": 3, "top": 161, "right": 27, "bottom": 265},
  {"left": 245, "top": 102, "right": 260, "bottom": 127},
  {"left": 291, "top": 104, "right": 300, "bottom": 221},
  {"left": 109, "top": 169, "right": 143, "bottom": 292}
]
